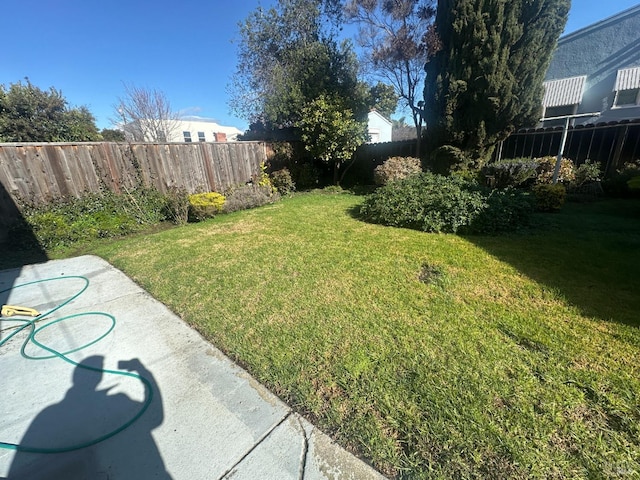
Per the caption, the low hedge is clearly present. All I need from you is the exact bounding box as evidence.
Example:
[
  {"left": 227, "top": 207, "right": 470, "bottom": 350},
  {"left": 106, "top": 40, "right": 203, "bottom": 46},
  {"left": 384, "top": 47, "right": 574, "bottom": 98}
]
[{"left": 359, "top": 172, "right": 533, "bottom": 234}]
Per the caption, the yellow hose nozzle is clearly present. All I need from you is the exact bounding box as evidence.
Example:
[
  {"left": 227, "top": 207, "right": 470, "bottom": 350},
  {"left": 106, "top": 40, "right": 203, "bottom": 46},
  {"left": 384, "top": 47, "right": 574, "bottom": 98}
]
[{"left": 1, "top": 305, "right": 41, "bottom": 317}]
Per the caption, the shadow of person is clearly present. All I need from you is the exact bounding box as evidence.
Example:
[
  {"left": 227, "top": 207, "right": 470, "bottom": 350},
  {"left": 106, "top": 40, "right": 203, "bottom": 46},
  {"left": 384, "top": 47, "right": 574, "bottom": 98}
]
[
  {"left": 0, "top": 179, "right": 48, "bottom": 271},
  {"left": 8, "top": 355, "right": 171, "bottom": 480}
]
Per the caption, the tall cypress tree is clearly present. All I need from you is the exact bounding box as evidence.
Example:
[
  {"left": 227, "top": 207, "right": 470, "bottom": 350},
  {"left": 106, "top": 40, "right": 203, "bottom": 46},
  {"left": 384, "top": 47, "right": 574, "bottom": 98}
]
[{"left": 424, "top": 0, "right": 570, "bottom": 162}]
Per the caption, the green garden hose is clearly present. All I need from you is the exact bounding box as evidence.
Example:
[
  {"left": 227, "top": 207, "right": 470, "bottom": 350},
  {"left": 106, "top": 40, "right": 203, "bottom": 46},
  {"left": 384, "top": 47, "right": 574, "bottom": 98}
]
[{"left": 0, "top": 275, "right": 152, "bottom": 453}]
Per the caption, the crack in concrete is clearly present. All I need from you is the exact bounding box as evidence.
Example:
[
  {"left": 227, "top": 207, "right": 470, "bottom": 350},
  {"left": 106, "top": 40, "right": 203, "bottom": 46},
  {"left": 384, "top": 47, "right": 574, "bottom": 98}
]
[
  {"left": 218, "top": 411, "right": 292, "bottom": 480},
  {"left": 297, "top": 416, "right": 310, "bottom": 480}
]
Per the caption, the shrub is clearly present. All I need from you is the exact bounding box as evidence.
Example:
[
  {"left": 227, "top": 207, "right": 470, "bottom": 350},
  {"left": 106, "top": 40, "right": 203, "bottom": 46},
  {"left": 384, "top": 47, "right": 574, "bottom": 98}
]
[
  {"left": 188, "top": 192, "right": 226, "bottom": 222},
  {"left": 27, "top": 211, "right": 76, "bottom": 248},
  {"left": 373, "top": 156, "right": 422, "bottom": 186},
  {"left": 469, "top": 188, "right": 534, "bottom": 233},
  {"left": 481, "top": 158, "right": 538, "bottom": 188},
  {"left": 20, "top": 196, "right": 142, "bottom": 249},
  {"left": 164, "top": 186, "right": 189, "bottom": 224},
  {"left": 532, "top": 183, "right": 566, "bottom": 212},
  {"left": 535, "top": 156, "right": 575, "bottom": 184},
  {"left": 9, "top": 186, "right": 182, "bottom": 250},
  {"left": 602, "top": 160, "right": 640, "bottom": 198},
  {"left": 254, "top": 162, "right": 277, "bottom": 194},
  {"left": 572, "top": 159, "right": 601, "bottom": 187},
  {"left": 428, "top": 145, "right": 471, "bottom": 174},
  {"left": 222, "top": 185, "right": 280, "bottom": 213},
  {"left": 290, "top": 161, "right": 321, "bottom": 190},
  {"left": 270, "top": 168, "right": 296, "bottom": 195},
  {"left": 360, "top": 172, "right": 532, "bottom": 234}
]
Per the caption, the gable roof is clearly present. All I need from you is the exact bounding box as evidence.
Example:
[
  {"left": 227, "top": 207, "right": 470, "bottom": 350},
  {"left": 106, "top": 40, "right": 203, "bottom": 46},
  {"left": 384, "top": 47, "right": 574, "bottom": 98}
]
[{"left": 367, "top": 109, "right": 392, "bottom": 126}]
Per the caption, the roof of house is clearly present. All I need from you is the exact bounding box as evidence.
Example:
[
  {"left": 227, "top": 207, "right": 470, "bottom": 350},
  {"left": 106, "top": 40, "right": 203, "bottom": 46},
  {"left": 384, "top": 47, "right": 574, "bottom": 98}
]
[
  {"left": 367, "top": 109, "right": 392, "bottom": 125},
  {"left": 558, "top": 4, "right": 640, "bottom": 44}
]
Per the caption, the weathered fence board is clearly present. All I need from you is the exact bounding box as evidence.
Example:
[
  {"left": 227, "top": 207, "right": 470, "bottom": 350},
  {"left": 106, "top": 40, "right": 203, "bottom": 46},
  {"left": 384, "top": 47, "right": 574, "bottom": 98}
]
[{"left": 0, "top": 141, "right": 268, "bottom": 215}]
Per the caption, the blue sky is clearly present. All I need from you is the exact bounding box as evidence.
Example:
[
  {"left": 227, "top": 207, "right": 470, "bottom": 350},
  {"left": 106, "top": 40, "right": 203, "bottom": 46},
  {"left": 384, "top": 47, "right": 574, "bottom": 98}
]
[{"left": 1, "top": 1, "right": 638, "bottom": 131}]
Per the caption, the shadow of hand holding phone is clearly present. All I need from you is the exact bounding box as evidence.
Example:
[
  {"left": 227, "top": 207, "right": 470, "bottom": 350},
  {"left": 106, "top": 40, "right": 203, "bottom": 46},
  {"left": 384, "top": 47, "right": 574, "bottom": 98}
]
[{"left": 8, "top": 355, "right": 171, "bottom": 480}]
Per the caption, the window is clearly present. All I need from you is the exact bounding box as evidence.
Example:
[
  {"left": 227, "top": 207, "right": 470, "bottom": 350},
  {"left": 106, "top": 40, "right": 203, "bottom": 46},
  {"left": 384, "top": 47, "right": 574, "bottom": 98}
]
[
  {"left": 614, "top": 88, "right": 640, "bottom": 107},
  {"left": 614, "top": 67, "right": 640, "bottom": 107},
  {"left": 544, "top": 104, "right": 578, "bottom": 119},
  {"left": 198, "top": 131, "right": 206, "bottom": 142},
  {"left": 183, "top": 131, "right": 192, "bottom": 142}
]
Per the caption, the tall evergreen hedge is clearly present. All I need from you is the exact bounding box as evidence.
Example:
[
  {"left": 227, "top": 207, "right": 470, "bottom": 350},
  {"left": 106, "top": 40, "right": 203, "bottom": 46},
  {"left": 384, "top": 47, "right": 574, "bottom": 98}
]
[{"left": 424, "top": 0, "right": 570, "bottom": 161}]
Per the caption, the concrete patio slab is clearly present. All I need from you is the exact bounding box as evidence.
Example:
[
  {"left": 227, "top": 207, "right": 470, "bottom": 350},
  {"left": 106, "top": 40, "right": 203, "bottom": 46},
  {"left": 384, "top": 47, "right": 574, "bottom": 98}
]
[{"left": 0, "top": 255, "right": 385, "bottom": 480}]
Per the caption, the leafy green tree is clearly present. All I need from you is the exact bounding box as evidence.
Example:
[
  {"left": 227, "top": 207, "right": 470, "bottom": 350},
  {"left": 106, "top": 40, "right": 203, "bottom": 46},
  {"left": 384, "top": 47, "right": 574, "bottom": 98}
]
[
  {"left": 297, "top": 94, "right": 368, "bottom": 184},
  {"left": 424, "top": 0, "right": 570, "bottom": 163},
  {"left": 61, "top": 106, "right": 102, "bottom": 141},
  {"left": 230, "top": 0, "right": 369, "bottom": 130},
  {"left": 100, "top": 128, "right": 126, "bottom": 142},
  {"left": 0, "top": 79, "right": 101, "bottom": 142},
  {"left": 367, "top": 82, "right": 399, "bottom": 119}
]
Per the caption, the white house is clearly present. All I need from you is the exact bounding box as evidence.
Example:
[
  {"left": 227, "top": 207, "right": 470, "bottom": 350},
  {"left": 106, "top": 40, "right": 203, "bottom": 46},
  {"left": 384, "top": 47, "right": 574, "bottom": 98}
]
[
  {"left": 170, "top": 117, "right": 244, "bottom": 142},
  {"left": 367, "top": 110, "right": 392, "bottom": 143}
]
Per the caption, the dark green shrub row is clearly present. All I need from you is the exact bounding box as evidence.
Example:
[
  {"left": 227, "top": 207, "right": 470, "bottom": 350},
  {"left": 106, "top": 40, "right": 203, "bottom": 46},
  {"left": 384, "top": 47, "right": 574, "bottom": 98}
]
[
  {"left": 359, "top": 172, "right": 533, "bottom": 234},
  {"left": 9, "top": 188, "right": 174, "bottom": 249},
  {"left": 532, "top": 184, "right": 566, "bottom": 212},
  {"left": 602, "top": 161, "right": 640, "bottom": 198}
]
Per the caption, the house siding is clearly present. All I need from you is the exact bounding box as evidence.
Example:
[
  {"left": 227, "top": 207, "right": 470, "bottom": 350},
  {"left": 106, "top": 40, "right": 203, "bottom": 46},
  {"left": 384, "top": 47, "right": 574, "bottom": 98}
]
[{"left": 544, "top": 5, "right": 640, "bottom": 123}]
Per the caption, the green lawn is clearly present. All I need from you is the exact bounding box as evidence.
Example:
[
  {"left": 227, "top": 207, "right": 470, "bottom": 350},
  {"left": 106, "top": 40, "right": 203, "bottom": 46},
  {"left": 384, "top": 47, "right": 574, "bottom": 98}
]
[{"left": 81, "top": 193, "right": 639, "bottom": 478}]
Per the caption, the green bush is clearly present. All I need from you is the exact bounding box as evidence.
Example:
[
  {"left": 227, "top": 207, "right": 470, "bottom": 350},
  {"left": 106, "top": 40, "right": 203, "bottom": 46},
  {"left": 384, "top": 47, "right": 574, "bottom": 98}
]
[
  {"left": 373, "top": 156, "right": 422, "bottom": 186},
  {"left": 532, "top": 183, "right": 566, "bottom": 212},
  {"left": 469, "top": 188, "right": 534, "bottom": 233},
  {"left": 572, "top": 159, "right": 601, "bottom": 187},
  {"left": 270, "top": 168, "right": 296, "bottom": 195},
  {"left": 290, "top": 161, "right": 321, "bottom": 190},
  {"left": 359, "top": 172, "right": 532, "bottom": 234},
  {"left": 602, "top": 161, "right": 640, "bottom": 198},
  {"left": 222, "top": 185, "right": 280, "bottom": 213},
  {"left": 428, "top": 145, "right": 471, "bottom": 174},
  {"left": 481, "top": 158, "right": 538, "bottom": 188},
  {"left": 188, "top": 192, "right": 226, "bottom": 222},
  {"left": 11, "top": 187, "right": 177, "bottom": 250}
]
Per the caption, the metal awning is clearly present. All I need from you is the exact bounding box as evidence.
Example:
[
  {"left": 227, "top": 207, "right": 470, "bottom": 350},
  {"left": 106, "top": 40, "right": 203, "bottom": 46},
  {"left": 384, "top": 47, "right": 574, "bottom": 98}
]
[
  {"left": 614, "top": 66, "right": 640, "bottom": 91},
  {"left": 542, "top": 76, "right": 587, "bottom": 107}
]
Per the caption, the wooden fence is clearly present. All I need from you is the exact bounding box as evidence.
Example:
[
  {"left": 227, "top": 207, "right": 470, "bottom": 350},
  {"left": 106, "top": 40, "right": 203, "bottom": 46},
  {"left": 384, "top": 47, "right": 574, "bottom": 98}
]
[
  {"left": 0, "top": 141, "right": 267, "bottom": 205},
  {"left": 0, "top": 141, "right": 268, "bottom": 241},
  {"left": 344, "top": 139, "right": 419, "bottom": 185}
]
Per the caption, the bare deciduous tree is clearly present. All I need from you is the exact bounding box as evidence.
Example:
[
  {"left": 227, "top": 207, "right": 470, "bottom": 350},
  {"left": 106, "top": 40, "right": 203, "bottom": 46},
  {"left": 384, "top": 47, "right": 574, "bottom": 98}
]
[
  {"left": 345, "top": 0, "right": 441, "bottom": 152},
  {"left": 113, "top": 84, "right": 179, "bottom": 142}
]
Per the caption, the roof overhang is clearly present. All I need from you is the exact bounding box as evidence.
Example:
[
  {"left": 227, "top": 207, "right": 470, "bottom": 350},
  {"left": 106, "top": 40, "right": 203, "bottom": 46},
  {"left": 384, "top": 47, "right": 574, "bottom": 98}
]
[
  {"left": 614, "top": 66, "right": 640, "bottom": 91},
  {"left": 542, "top": 76, "right": 587, "bottom": 107}
]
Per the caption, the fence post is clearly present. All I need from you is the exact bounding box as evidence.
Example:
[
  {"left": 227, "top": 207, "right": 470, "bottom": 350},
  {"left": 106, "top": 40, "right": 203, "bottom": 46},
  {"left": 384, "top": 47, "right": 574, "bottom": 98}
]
[{"left": 552, "top": 117, "right": 571, "bottom": 184}]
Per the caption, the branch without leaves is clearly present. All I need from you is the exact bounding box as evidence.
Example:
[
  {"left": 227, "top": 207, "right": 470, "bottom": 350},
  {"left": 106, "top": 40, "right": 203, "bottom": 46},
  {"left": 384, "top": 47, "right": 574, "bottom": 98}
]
[{"left": 113, "top": 83, "right": 179, "bottom": 142}]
